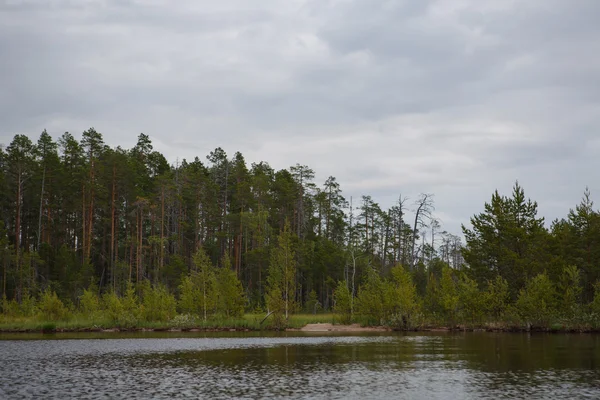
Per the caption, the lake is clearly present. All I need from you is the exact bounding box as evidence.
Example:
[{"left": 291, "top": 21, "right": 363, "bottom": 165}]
[{"left": 0, "top": 331, "right": 599, "bottom": 399}]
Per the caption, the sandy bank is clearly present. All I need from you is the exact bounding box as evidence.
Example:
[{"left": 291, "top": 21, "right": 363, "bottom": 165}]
[{"left": 289, "top": 323, "right": 390, "bottom": 332}]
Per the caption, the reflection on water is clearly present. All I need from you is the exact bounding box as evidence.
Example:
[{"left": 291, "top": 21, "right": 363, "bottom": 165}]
[{"left": 1, "top": 332, "right": 599, "bottom": 399}]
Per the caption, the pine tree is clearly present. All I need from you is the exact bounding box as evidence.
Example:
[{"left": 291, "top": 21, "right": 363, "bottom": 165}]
[{"left": 462, "top": 182, "right": 549, "bottom": 298}]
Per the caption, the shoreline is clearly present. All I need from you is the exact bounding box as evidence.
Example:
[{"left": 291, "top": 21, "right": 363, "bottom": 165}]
[
  {"left": 287, "top": 323, "right": 390, "bottom": 332},
  {"left": 0, "top": 323, "right": 598, "bottom": 334}
]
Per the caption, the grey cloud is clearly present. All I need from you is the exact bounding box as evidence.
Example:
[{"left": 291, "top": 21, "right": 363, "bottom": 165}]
[{"left": 1, "top": 0, "right": 599, "bottom": 234}]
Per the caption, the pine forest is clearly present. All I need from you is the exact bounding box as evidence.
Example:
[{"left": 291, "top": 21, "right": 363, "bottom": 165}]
[{"left": 1, "top": 129, "right": 600, "bottom": 331}]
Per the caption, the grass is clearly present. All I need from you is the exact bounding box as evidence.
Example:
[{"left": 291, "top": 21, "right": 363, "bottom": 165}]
[
  {"left": 0, "top": 312, "right": 341, "bottom": 332},
  {"left": 5, "top": 311, "right": 593, "bottom": 333}
]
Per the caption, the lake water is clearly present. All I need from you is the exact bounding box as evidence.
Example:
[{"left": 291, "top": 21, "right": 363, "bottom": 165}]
[{"left": 0, "top": 331, "right": 599, "bottom": 399}]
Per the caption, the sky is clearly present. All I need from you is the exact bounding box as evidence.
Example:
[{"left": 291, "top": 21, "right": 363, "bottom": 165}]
[{"left": 1, "top": 0, "right": 599, "bottom": 236}]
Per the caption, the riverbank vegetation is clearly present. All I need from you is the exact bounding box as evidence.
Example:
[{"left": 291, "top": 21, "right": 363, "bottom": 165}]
[{"left": 1, "top": 130, "right": 600, "bottom": 332}]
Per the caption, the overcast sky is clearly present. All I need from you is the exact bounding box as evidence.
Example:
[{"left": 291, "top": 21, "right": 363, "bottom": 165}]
[{"left": 1, "top": 0, "right": 599, "bottom": 235}]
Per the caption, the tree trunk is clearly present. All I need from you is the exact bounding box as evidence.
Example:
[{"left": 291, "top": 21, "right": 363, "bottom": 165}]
[
  {"left": 37, "top": 165, "right": 46, "bottom": 251},
  {"left": 110, "top": 165, "right": 116, "bottom": 291},
  {"left": 15, "top": 171, "right": 22, "bottom": 300}
]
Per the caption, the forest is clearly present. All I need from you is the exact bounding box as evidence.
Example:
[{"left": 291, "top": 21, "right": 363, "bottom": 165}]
[{"left": 1, "top": 129, "right": 600, "bottom": 331}]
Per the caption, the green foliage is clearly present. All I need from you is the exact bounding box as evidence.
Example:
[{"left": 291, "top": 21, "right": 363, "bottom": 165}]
[
  {"left": 266, "top": 221, "right": 296, "bottom": 327},
  {"left": 463, "top": 182, "right": 549, "bottom": 298},
  {"left": 424, "top": 273, "right": 443, "bottom": 322},
  {"left": 141, "top": 283, "right": 176, "bottom": 322},
  {"left": 2, "top": 132, "right": 600, "bottom": 333},
  {"left": 438, "top": 266, "right": 459, "bottom": 324},
  {"left": 265, "top": 287, "right": 285, "bottom": 328},
  {"left": 102, "top": 291, "right": 124, "bottom": 323},
  {"left": 1, "top": 295, "right": 23, "bottom": 318},
  {"left": 192, "top": 248, "right": 217, "bottom": 321},
  {"left": 589, "top": 282, "right": 600, "bottom": 326},
  {"left": 216, "top": 256, "right": 245, "bottom": 317},
  {"left": 79, "top": 284, "right": 100, "bottom": 316},
  {"left": 483, "top": 276, "right": 509, "bottom": 322},
  {"left": 304, "top": 289, "right": 321, "bottom": 315},
  {"left": 38, "top": 289, "right": 70, "bottom": 321},
  {"left": 389, "top": 265, "right": 420, "bottom": 328},
  {"left": 333, "top": 281, "right": 352, "bottom": 324},
  {"left": 456, "top": 273, "right": 484, "bottom": 326},
  {"left": 102, "top": 284, "right": 142, "bottom": 327},
  {"left": 178, "top": 275, "right": 200, "bottom": 315},
  {"left": 559, "top": 265, "right": 582, "bottom": 315},
  {"left": 516, "top": 273, "right": 557, "bottom": 328},
  {"left": 19, "top": 292, "right": 38, "bottom": 317},
  {"left": 356, "top": 268, "right": 389, "bottom": 325}
]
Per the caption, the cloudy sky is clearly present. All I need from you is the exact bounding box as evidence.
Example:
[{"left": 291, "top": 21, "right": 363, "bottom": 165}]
[{"left": 1, "top": 0, "right": 599, "bottom": 235}]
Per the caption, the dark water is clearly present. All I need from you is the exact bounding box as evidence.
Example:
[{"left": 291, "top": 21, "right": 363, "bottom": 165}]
[{"left": 1, "top": 332, "right": 599, "bottom": 399}]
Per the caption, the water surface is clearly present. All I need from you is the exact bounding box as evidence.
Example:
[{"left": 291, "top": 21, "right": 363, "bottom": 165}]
[{"left": 1, "top": 332, "right": 599, "bottom": 399}]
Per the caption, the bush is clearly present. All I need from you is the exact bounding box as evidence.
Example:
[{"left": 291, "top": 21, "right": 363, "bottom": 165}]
[
  {"left": 516, "top": 273, "right": 557, "bottom": 329},
  {"left": 333, "top": 281, "right": 352, "bottom": 324},
  {"left": 101, "top": 286, "right": 141, "bottom": 328},
  {"left": 457, "top": 274, "right": 484, "bottom": 327},
  {"left": 483, "top": 276, "right": 509, "bottom": 322},
  {"left": 2, "top": 295, "right": 21, "bottom": 318},
  {"left": 589, "top": 282, "right": 600, "bottom": 327},
  {"left": 216, "top": 265, "right": 246, "bottom": 318},
  {"left": 178, "top": 275, "right": 200, "bottom": 315},
  {"left": 390, "top": 265, "right": 420, "bottom": 329},
  {"left": 142, "top": 283, "right": 176, "bottom": 322},
  {"left": 38, "top": 289, "right": 70, "bottom": 321},
  {"left": 170, "top": 313, "right": 198, "bottom": 328},
  {"left": 303, "top": 289, "right": 322, "bottom": 315},
  {"left": 79, "top": 285, "right": 101, "bottom": 316},
  {"left": 356, "top": 268, "right": 389, "bottom": 325},
  {"left": 439, "top": 266, "right": 459, "bottom": 325}
]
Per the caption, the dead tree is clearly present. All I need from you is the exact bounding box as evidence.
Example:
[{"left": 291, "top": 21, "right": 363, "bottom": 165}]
[{"left": 411, "top": 194, "right": 434, "bottom": 270}]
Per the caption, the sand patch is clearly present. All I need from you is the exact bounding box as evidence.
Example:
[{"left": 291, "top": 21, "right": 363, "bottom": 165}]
[{"left": 292, "top": 323, "right": 389, "bottom": 332}]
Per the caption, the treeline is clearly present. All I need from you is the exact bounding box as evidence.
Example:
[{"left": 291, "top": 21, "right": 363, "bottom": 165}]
[
  {"left": 0, "top": 129, "right": 599, "bottom": 330},
  {"left": 0, "top": 129, "right": 456, "bottom": 307}
]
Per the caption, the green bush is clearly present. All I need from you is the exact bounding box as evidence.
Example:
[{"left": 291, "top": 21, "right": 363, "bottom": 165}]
[
  {"left": 142, "top": 283, "right": 176, "bottom": 322},
  {"left": 303, "top": 289, "right": 322, "bottom": 315},
  {"left": 38, "top": 289, "right": 70, "bottom": 321},
  {"left": 439, "top": 266, "right": 459, "bottom": 325},
  {"left": 178, "top": 275, "right": 200, "bottom": 315},
  {"left": 101, "top": 285, "right": 142, "bottom": 327},
  {"left": 457, "top": 274, "right": 484, "bottom": 327},
  {"left": 79, "top": 285, "right": 101, "bottom": 316},
  {"left": 216, "top": 265, "right": 246, "bottom": 318},
  {"left": 516, "top": 273, "right": 557, "bottom": 329},
  {"left": 390, "top": 265, "right": 420, "bottom": 329},
  {"left": 333, "top": 281, "right": 352, "bottom": 324},
  {"left": 356, "top": 268, "right": 389, "bottom": 325},
  {"left": 483, "top": 276, "right": 509, "bottom": 323}
]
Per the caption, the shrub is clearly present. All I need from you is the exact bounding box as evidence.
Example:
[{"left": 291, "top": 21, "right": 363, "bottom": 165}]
[
  {"left": 483, "top": 276, "right": 509, "bottom": 322},
  {"left": 216, "top": 264, "right": 246, "bottom": 318},
  {"left": 170, "top": 313, "right": 198, "bottom": 329},
  {"left": 142, "top": 283, "right": 176, "bottom": 322},
  {"left": 457, "top": 274, "right": 484, "bottom": 327},
  {"left": 79, "top": 285, "right": 101, "bottom": 316},
  {"left": 333, "top": 281, "right": 352, "bottom": 324},
  {"left": 101, "top": 285, "right": 142, "bottom": 328},
  {"left": 102, "top": 291, "right": 124, "bottom": 323},
  {"left": 38, "top": 289, "right": 70, "bottom": 321},
  {"left": 178, "top": 275, "right": 200, "bottom": 315},
  {"left": 516, "top": 273, "right": 557, "bottom": 329},
  {"left": 390, "top": 265, "right": 420, "bottom": 329}
]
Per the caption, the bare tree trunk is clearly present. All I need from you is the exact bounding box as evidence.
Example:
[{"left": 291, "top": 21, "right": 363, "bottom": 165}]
[
  {"left": 37, "top": 165, "right": 46, "bottom": 251},
  {"left": 411, "top": 194, "right": 433, "bottom": 270},
  {"left": 110, "top": 165, "right": 116, "bottom": 290},
  {"left": 82, "top": 181, "right": 86, "bottom": 264},
  {"left": 160, "top": 185, "right": 165, "bottom": 273}
]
